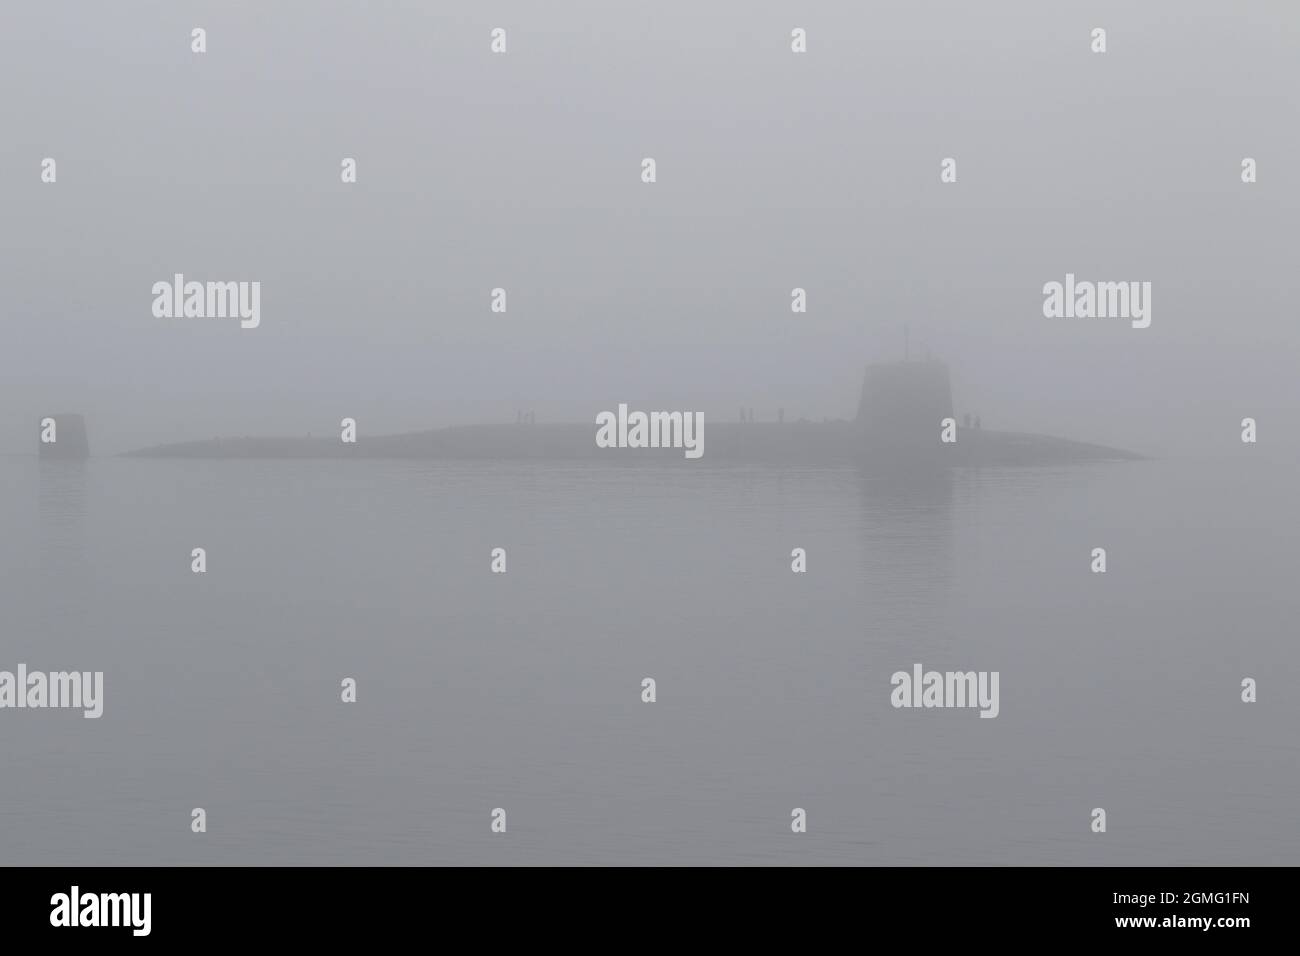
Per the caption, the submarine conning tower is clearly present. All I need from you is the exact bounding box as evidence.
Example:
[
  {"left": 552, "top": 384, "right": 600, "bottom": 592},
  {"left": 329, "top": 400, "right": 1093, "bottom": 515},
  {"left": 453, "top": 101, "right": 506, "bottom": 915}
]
[
  {"left": 37, "top": 414, "right": 90, "bottom": 459},
  {"left": 854, "top": 360, "right": 954, "bottom": 465}
]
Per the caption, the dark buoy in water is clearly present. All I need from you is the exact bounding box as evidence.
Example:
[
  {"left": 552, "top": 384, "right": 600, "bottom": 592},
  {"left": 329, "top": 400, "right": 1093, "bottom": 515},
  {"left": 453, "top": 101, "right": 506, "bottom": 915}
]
[{"left": 37, "top": 414, "right": 90, "bottom": 459}]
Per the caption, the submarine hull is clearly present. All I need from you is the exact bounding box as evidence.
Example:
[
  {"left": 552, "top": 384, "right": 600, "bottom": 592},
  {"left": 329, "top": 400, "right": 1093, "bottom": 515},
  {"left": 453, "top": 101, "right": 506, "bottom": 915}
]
[{"left": 123, "top": 361, "right": 1140, "bottom": 466}]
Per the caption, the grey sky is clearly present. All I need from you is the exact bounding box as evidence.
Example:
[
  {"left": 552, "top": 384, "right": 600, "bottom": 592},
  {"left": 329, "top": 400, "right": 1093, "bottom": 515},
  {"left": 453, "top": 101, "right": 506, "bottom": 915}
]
[{"left": 3, "top": 0, "right": 1297, "bottom": 456}]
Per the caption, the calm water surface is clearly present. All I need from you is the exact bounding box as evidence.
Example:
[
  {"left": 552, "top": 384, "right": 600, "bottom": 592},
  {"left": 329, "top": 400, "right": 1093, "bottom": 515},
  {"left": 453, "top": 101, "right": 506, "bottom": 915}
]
[{"left": 0, "top": 456, "right": 1295, "bottom": 865}]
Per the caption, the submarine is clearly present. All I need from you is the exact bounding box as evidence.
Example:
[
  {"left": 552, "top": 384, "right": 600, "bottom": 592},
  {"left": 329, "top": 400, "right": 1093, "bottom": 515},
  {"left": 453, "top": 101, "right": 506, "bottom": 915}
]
[{"left": 124, "top": 360, "right": 1140, "bottom": 467}]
